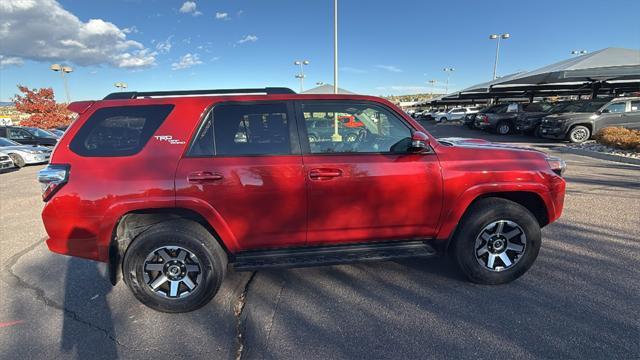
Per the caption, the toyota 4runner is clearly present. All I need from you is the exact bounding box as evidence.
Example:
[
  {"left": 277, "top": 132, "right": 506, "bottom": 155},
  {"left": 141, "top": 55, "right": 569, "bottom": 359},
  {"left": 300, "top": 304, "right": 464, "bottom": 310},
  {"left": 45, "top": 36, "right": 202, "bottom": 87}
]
[{"left": 38, "top": 87, "right": 566, "bottom": 312}]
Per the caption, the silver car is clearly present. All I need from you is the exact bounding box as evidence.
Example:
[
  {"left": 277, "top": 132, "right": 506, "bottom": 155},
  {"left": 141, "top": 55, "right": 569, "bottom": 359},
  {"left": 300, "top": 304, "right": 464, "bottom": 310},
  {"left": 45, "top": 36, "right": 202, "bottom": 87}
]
[
  {"left": 0, "top": 151, "right": 15, "bottom": 171},
  {"left": 0, "top": 137, "right": 52, "bottom": 167}
]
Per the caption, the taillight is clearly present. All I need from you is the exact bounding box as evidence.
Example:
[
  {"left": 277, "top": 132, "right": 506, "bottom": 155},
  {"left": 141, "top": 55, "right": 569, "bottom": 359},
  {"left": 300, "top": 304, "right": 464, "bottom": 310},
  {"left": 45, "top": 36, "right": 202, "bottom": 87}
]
[{"left": 38, "top": 164, "right": 70, "bottom": 201}]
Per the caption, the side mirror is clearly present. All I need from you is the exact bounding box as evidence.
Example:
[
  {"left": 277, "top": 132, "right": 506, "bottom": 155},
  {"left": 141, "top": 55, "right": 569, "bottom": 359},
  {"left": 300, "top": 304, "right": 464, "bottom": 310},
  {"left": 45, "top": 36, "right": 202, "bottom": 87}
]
[{"left": 409, "top": 131, "right": 430, "bottom": 153}]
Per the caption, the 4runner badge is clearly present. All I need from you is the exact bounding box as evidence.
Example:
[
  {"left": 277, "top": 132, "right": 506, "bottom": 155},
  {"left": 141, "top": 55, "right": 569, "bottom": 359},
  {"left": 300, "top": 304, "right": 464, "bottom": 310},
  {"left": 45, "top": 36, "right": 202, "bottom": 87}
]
[{"left": 154, "top": 135, "right": 186, "bottom": 145}]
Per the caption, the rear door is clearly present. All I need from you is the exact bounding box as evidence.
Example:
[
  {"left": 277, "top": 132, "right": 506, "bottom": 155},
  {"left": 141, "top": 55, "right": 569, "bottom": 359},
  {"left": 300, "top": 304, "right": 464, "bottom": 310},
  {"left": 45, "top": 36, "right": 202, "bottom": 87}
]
[
  {"left": 175, "top": 101, "right": 307, "bottom": 251},
  {"left": 621, "top": 100, "right": 640, "bottom": 129},
  {"left": 595, "top": 101, "right": 627, "bottom": 131},
  {"left": 296, "top": 100, "right": 443, "bottom": 246}
]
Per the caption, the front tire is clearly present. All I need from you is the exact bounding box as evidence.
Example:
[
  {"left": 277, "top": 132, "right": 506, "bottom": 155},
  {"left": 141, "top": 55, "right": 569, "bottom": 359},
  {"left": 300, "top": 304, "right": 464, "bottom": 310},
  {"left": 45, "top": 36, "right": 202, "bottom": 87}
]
[
  {"left": 451, "top": 198, "right": 541, "bottom": 285},
  {"left": 123, "top": 220, "right": 227, "bottom": 313},
  {"left": 496, "top": 121, "right": 512, "bottom": 135},
  {"left": 568, "top": 125, "right": 590, "bottom": 143}
]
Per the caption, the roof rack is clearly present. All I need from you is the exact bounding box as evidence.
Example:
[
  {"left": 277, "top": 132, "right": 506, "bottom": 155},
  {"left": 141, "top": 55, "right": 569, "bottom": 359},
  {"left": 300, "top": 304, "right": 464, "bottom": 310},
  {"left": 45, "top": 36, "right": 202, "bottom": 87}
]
[{"left": 103, "top": 87, "right": 296, "bottom": 100}]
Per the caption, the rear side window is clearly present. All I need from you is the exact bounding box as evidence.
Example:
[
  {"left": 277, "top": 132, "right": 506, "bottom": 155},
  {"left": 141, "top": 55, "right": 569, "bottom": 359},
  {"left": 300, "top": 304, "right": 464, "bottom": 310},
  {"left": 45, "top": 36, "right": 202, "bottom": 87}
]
[
  {"left": 190, "top": 102, "right": 291, "bottom": 156},
  {"left": 70, "top": 105, "right": 174, "bottom": 157}
]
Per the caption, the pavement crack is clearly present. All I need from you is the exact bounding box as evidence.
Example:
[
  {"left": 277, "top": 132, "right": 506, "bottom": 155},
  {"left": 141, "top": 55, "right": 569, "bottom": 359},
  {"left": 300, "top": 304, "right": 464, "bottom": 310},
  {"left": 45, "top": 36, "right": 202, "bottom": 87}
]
[
  {"left": 234, "top": 271, "right": 257, "bottom": 360},
  {"left": 265, "top": 280, "right": 286, "bottom": 348}
]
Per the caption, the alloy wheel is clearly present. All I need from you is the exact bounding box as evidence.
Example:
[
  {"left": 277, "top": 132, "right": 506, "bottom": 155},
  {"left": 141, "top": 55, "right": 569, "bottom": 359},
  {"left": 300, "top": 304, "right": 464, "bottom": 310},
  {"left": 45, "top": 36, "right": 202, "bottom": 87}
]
[
  {"left": 143, "top": 246, "right": 202, "bottom": 298},
  {"left": 498, "top": 123, "right": 510, "bottom": 135},
  {"left": 571, "top": 128, "right": 589, "bottom": 142},
  {"left": 474, "top": 220, "right": 526, "bottom": 272}
]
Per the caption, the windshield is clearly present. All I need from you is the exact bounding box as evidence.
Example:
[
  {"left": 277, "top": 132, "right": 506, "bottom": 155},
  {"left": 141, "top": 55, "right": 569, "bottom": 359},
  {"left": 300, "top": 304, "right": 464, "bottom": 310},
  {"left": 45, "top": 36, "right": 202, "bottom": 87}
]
[
  {"left": 25, "top": 127, "right": 58, "bottom": 138},
  {"left": 580, "top": 101, "right": 610, "bottom": 113},
  {"left": 0, "top": 137, "right": 21, "bottom": 146}
]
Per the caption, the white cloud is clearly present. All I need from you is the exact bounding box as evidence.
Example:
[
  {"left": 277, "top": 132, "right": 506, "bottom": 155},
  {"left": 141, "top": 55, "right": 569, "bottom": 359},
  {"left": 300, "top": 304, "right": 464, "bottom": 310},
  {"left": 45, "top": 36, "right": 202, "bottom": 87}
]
[
  {"left": 0, "top": 0, "right": 156, "bottom": 68},
  {"left": 375, "top": 64, "right": 403, "bottom": 73},
  {"left": 179, "top": 1, "right": 201, "bottom": 16},
  {"left": 237, "top": 35, "right": 258, "bottom": 44},
  {"left": 215, "top": 12, "right": 228, "bottom": 20},
  {"left": 341, "top": 66, "right": 367, "bottom": 74},
  {"left": 171, "top": 53, "right": 203, "bottom": 70},
  {"left": 0, "top": 55, "right": 24, "bottom": 68},
  {"left": 155, "top": 36, "right": 173, "bottom": 53},
  {"left": 123, "top": 26, "right": 138, "bottom": 34}
]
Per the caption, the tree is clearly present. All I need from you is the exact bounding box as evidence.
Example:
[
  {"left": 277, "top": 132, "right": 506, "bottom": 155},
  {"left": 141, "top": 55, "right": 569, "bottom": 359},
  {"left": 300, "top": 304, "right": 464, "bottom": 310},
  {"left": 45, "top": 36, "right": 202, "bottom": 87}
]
[{"left": 12, "top": 85, "right": 72, "bottom": 129}]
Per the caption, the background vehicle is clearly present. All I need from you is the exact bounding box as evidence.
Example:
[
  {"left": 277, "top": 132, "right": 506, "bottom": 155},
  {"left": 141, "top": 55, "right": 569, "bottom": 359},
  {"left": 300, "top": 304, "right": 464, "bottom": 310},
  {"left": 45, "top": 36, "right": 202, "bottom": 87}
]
[
  {"left": 539, "top": 97, "right": 640, "bottom": 142},
  {"left": 515, "top": 100, "right": 610, "bottom": 137},
  {"left": 48, "top": 129, "right": 65, "bottom": 137},
  {"left": 434, "top": 107, "right": 479, "bottom": 122},
  {"left": 0, "top": 137, "right": 52, "bottom": 167},
  {"left": 306, "top": 118, "right": 363, "bottom": 142},
  {"left": 0, "top": 151, "right": 15, "bottom": 171},
  {"left": 38, "top": 87, "right": 566, "bottom": 313},
  {"left": 467, "top": 103, "right": 508, "bottom": 129},
  {"left": 0, "top": 126, "right": 58, "bottom": 146},
  {"left": 475, "top": 102, "right": 552, "bottom": 135}
]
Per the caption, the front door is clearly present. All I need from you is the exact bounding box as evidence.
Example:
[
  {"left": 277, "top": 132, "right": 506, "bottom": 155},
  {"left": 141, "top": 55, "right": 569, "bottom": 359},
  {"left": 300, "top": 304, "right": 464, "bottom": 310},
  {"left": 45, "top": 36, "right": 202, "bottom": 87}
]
[
  {"left": 175, "top": 101, "right": 307, "bottom": 251},
  {"left": 296, "top": 100, "right": 443, "bottom": 246}
]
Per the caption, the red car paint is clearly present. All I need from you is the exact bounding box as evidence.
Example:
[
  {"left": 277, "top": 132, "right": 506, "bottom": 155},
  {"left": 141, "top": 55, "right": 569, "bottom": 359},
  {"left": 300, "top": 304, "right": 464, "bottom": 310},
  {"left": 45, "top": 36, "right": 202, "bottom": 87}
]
[{"left": 41, "top": 93, "right": 565, "bottom": 262}]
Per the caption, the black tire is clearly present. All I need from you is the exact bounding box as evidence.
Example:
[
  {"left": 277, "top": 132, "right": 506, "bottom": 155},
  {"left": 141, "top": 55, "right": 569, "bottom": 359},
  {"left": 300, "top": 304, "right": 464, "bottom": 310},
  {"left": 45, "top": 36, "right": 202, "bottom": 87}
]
[
  {"left": 8, "top": 153, "right": 25, "bottom": 167},
  {"left": 450, "top": 198, "right": 541, "bottom": 285},
  {"left": 123, "top": 219, "right": 227, "bottom": 313},
  {"left": 567, "top": 125, "right": 590, "bottom": 143},
  {"left": 533, "top": 125, "right": 542, "bottom": 138},
  {"left": 439, "top": 117, "right": 447, "bottom": 123},
  {"left": 495, "top": 121, "right": 512, "bottom": 135}
]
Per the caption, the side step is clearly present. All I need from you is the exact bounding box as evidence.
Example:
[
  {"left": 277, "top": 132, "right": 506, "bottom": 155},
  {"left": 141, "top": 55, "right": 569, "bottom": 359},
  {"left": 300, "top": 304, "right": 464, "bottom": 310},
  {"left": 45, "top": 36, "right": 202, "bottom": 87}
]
[{"left": 231, "top": 240, "right": 437, "bottom": 271}]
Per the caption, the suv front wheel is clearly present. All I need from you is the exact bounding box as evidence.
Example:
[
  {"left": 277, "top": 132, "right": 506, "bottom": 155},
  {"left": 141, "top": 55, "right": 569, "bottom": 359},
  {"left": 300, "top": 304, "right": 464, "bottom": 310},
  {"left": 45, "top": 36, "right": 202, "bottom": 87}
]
[
  {"left": 568, "top": 125, "right": 590, "bottom": 143},
  {"left": 123, "top": 219, "right": 227, "bottom": 313},
  {"left": 451, "top": 198, "right": 541, "bottom": 284}
]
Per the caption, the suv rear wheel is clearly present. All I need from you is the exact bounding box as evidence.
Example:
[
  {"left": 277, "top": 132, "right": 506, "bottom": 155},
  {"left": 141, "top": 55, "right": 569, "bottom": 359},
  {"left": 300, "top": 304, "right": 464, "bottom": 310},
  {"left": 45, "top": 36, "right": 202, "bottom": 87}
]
[
  {"left": 568, "top": 125, "right": 590, "bottom": 143},
  {"left": 451, "top": 198, "right": 541, "bottom": 284},
  {"left": 496, "top": 121, "right": 512, "bottom": 135},
  {"left": 123, "top": 219, "right": 227, "bottom": 313}
]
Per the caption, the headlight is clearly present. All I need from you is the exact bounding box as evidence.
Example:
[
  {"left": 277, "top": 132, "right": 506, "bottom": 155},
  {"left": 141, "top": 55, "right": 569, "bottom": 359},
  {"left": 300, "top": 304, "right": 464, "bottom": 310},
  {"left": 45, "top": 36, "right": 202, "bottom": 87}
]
[
  {"left": 23, "top": 149, "right": 38, "bottom": 154},
  {"left": 546, "top": 156, "right": 566, "bottom": 176}
]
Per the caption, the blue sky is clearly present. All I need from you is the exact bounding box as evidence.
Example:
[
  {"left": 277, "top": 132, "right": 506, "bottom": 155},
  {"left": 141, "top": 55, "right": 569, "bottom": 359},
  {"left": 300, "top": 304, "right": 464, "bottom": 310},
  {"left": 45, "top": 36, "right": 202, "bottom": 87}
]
[{"left": 1, "top": 0, "right": 639, "bottom": 102}]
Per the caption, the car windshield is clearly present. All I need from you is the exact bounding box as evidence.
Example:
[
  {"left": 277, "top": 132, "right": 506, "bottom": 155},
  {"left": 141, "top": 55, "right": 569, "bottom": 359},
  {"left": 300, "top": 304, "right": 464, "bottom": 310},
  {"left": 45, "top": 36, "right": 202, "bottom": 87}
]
[
  {"left": 548, "top": 102, "right": 571, "bottom": 113},
  {"left": 581, "top": 101, "right": 610, "bottom": 113},
  {"left": 0, "top": 137, "right": 21, "bottom": 146},
  {"left": 26, "top": 127, "right": 58, "bottom": 138},
  {"left": 482, "top": 104, "right": 508, "bottom": 113}
]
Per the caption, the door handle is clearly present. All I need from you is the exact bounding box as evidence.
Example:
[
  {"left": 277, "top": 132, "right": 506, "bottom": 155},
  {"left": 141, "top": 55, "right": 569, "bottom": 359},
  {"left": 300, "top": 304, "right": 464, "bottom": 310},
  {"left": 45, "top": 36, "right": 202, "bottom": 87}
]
[
  {"left": 188, "top": 171, "right": 223, "bottom": 183},
  {"left": 309, "top": 168, "right": 343, "bottom": 180}
]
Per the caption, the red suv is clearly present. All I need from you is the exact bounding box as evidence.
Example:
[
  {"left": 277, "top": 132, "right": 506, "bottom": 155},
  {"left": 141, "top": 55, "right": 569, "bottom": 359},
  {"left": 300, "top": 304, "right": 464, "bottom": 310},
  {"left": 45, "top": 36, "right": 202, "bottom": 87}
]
[{"left": 38, "top": 87, "right": 566, "bottom": 312}]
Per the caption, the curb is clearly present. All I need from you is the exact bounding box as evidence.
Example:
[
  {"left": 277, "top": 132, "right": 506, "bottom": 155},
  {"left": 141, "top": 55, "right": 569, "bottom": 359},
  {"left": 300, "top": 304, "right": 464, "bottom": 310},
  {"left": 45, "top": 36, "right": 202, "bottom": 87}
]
[{"left": 553, "top": 146, "right": 640, "bottom": 166}]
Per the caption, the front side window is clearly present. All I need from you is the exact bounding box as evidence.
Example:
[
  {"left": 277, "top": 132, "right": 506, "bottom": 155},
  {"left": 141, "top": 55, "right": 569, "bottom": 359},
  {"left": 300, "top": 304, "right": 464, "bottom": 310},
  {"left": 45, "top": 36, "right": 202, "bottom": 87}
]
[
  {"left": 603, "top": 102, "right": 626, "bottom": 113},
  {"left": 192, "top": 103, "right": 291, "bottom": 156},
  {"left": 301, "top": 102, "right": 412, "bottom": 154},
  {"left": 9, "top": 128, "right": 31, "bottom": 139},
  {"left": 70, "top": 105, "right": 174, "bottom": 157}
]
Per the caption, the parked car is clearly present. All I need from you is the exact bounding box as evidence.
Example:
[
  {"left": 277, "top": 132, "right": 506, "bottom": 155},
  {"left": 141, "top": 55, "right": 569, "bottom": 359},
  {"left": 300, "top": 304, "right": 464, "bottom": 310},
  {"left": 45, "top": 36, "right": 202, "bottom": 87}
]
[
  {"left": 0, "top": 126, "right": 58, "bottom": 146},
  {"left": 48, "top": 128, "right": 65, "bottom": 137},
  {"left": 306, "top": 118, "right": 362, "bottom": 142},
  {"left": 38, "top": 87, "right": 566, "bottom": 312},
  {"left": 436, "top": 107, "right": 482, "bottom": 122},
  {"left": 475, "top": 102, "right": 553, "bottom": 135},
  {"left": 0, "top": 151, "right": 15, "bottom": 171},
  {"left": 539, "top": 97, "right": 640, "bottom": 142},
  {"left": 421, "top": 108, "right": 444, "bottom": 121},
  {"left": 515, "top": 100, "right": 610, "bottom": 136},
  {"left": 0, "top": 137, "right": 52, "bottom": 167},
  {"left": 463, "top": 104, "right": 505, "bottom": 129}
]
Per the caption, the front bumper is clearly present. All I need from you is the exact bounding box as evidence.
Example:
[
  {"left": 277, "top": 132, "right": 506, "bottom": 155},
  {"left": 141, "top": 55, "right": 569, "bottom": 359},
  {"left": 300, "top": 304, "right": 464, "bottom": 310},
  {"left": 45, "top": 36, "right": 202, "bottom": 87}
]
[
  {"left": 515, "top": 120, "right": 536, "bottom": 132},
  {"left": 539, "top": 123, "right": 567, "bottom": 139},
  {"left": 0, "top": 159, "right": 14, "bottom": 170}
]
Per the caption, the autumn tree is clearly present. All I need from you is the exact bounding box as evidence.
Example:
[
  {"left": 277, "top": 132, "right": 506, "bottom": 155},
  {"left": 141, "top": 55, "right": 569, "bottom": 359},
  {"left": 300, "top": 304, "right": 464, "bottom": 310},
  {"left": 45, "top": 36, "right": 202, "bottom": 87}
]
[{"left": 12, "top": 85, "right": 72, "bottom": 129}]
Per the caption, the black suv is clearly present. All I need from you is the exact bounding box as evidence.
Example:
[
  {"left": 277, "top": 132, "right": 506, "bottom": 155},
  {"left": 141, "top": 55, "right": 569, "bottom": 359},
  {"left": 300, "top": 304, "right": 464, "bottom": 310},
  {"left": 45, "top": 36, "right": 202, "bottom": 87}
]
[
  {"left": 475, "top": 103, "right": 552, "bottom": 135},
  {"left": 539, "top": 97, "right": 640, "bottom": 142},
  {"left": 515, "top": 100, "right": 610, "bottom": 137},
  {"left": 0, "top": 126, "right": 58, "bottom": 146}
]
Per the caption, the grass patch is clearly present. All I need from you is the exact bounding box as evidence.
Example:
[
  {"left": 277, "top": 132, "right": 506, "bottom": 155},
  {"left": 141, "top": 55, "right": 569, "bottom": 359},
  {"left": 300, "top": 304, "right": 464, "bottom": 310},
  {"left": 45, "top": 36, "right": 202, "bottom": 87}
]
[{"left": 594, "top": 127, "right": 640, "bottom": 152}]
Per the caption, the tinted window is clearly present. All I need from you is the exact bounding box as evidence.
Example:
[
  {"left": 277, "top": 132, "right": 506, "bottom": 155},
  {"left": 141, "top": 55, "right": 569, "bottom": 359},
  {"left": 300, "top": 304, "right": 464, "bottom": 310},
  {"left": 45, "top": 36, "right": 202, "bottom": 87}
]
[
  {"left": 192, "top": 103, "right": 291, "bottom": 156},
  {"left": 301, "top": 102, "right": 412, "bottom": 154},
  {"left": 581, "top": 101, "right": 609, "bottom": 113},
  {"left": 8, "top": 128, "right": 31, "bottom": 139},
  {"left": 630, "top": 101, "right": 640, "bottom": 112},
  {"left": 70, "top": 105, "right": 173, "bottom": 157}
]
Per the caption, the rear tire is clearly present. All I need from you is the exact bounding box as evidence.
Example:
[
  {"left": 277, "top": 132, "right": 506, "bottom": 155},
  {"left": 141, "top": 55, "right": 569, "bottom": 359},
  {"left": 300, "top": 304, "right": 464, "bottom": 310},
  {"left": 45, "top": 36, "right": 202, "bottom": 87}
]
[
  {"left": 123, "top": 219, "right": 227, "bottom": 313},
  {"left": 8, "top": 153, "right": 25, "bottom": 167},
  {"left": 451, "top": 198, "right": 541, "bottom": 285},
  {"left": 439, "top": 117, "right": 447, "bottom": 123},
  {"left": 496, "top": 121, "right": 512, "bottom": 135},
  {"left": 568, "top": 125, "right": 590, "bottom": 143}
]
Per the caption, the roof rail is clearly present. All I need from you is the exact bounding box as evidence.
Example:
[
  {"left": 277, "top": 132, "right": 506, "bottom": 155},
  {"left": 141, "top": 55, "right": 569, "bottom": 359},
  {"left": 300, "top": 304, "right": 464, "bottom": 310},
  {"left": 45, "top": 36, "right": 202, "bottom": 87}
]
[{"left": 103, "top": 87, "right": 296, "bottom": 100}]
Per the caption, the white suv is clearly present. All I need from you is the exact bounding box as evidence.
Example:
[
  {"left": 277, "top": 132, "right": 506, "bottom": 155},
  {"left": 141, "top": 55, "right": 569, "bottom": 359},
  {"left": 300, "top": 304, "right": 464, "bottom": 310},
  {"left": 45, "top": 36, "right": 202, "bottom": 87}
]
[{"left": 435, "top": 107, "right": 481, "bottom": 122}]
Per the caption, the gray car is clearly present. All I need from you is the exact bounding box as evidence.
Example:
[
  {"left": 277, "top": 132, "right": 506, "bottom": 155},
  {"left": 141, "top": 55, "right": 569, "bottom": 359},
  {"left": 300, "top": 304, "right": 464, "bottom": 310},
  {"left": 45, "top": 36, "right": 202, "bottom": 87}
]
[{"left": 0, "top": 137, "right": 52, "bottom": 167}]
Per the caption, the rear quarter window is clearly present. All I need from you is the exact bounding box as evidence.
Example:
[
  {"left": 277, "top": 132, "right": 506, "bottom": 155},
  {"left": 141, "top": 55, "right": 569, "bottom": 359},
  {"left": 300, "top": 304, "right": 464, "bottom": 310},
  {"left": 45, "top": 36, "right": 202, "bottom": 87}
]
[{"left": 69, "top": 105, "right": 174, "bottom": 157}]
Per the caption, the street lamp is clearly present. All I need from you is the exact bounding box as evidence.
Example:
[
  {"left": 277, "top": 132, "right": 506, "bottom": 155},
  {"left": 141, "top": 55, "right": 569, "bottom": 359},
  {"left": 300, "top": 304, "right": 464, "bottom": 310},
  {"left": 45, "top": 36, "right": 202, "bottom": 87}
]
[
  {"left": 114, "top": 82, "right": 128, "bottom": 91},
  {"left": 428, "top": 79, "right": 437, "bottom": 97},
  {"left": 316, "top": 82, "right": 325, "bottom": 86},
  {"left": 443, "top": 68, "right": 455, "bottom": 94},
  {"left": 50, "top": 63, "right": 73, "bottom": 103},
  {"left": 571, "top": 50, "right": 587, "bottom": 56},
  {"left": 293, "top": 60, "right": 310, "bottom": 93},
  {"left": 489, "top": 33, "right": 510, "bottom": 80}
]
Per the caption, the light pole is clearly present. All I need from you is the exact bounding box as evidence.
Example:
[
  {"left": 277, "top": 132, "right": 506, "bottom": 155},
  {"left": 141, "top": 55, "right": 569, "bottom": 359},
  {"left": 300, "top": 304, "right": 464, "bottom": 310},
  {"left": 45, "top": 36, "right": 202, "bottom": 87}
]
[
  {"left": 50, "top": 64, "right": 73, "bottom": 103},
  {"left": 293, "top": 60, "right": 309, "bottom": 93},
  {"left": 333, "top": 0, "right": 338, "bottom": 95},
  {"left": 428, "top": 79, "right": 437, "bottom": 97},
  {"left": 443, "top": 68, "right": 454, "bottom": 94},
  {"left": 489, "top": 33, "right": 510, "bottom": 80},
  {"left": 571, "top": 50, "right": 587, "bottom": 56},
  {"left": 114, "top": 82, "right": 128, "bottom": 91},
  {"left": 316, "top": 82, "right": 325, "bottom": 86}
]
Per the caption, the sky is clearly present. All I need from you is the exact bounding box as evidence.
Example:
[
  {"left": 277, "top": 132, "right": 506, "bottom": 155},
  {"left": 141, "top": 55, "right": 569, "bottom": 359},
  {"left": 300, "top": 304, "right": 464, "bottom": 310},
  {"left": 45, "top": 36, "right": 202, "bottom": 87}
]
[{"left": 1, "top": 0, "right": 639, "bottom": 102}]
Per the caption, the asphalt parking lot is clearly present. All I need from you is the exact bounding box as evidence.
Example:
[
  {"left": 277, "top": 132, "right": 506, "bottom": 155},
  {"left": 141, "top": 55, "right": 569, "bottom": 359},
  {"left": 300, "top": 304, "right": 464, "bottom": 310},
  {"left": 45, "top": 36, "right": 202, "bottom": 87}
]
[{"left": 1, "top": 122, "right": 638, "bottom": 359}]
